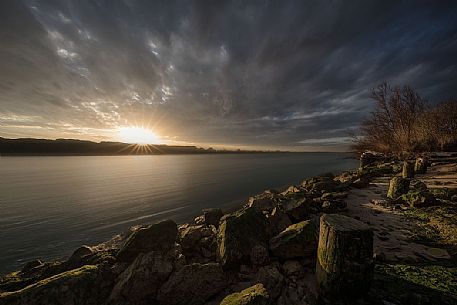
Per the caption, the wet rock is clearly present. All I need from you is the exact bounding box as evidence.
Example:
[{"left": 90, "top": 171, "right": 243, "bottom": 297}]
[
  {"left": 254, "top": 265, "right": 284, "bottom": 299},
  {"left": 108, "top": 251, "right": 173, "bottom": 305},
  {"left": 117, "top": 219, "right": 178, "bottom": 263},
  {"left": 157, "top": 263, "right": 227, "bottom": 305},
  {"left": 316, "top": 214, "right": 373, "bottom": 300},
  {"left": 217, "top": 207, "right": 268, "bottom": 269},
  {"left": 220, "top": 283, "right": 271, "bottom": 305},
  {"left": 387, "top": 177, "right": 410, "bottom": 200},
  {"left": 269, "top": 221, "right": 317, "bottom": 260}
]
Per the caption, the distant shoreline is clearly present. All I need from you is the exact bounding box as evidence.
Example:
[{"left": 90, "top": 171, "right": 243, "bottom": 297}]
[{"left": 0, "top": 137, "right": 351, "bottom": 156}]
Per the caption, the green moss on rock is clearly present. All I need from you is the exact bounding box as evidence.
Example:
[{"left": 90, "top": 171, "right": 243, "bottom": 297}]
[
  {"left": 217, "top": 207, "right": 268, "bottom": 269},
  {"left": 220, "top": 283, "right": 270, "bottom": 305}
]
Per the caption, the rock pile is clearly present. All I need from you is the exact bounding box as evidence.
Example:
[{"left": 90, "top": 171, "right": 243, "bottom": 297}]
[{"left": 0, "top": 155, "right": 403, "bottom": 305}]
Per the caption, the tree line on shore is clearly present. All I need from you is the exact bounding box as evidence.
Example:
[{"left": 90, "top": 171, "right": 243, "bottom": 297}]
[{"left": 352, "top": 82, "right": 457, "bottom": 155}]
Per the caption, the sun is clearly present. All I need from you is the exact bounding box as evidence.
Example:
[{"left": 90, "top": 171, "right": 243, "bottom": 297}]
[{"left": 118, "top": 127, "right": 161, "bottom": 144}]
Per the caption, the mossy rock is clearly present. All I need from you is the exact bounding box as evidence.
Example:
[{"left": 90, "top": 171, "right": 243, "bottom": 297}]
[
  {"left": 269, "top": 220, "right": 317, "bottom": 259},
  {"left": 0, "top": 265, "right": 111, "bottom": 305},
  {"left": 217, "top": 207, "right": 268, "bottom": 269},
  {"left": 117, "top": 219, "right": 178, "bottom": 263},
  {"left": 401, "top": 190, "right": 436, "bottom": 207},
  {"left": 387, "top": 177, "right": 410, "bottom": 200},
  {"left": 220, "top": 283, "right": 270, "bottom": 305}
]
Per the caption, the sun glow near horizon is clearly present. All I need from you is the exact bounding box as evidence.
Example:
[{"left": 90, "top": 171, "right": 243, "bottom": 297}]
[{"left": 117, "top": 126, "right": 161, "bottom": 144}]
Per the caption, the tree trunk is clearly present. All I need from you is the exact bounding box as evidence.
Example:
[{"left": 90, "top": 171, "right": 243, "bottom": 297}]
[{"left": 316, "top": 214, "right": 374, "bottom": 301}]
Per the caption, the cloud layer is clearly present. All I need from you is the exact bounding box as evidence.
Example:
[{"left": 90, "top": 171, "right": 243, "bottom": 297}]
[{"left": 1, "top": 0, "right": 456, "bottom": 150}]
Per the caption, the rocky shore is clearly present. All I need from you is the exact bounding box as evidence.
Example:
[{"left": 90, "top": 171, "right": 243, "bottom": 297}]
[{"left": 1, "top": 152, "right": 456, "bottom": 305}]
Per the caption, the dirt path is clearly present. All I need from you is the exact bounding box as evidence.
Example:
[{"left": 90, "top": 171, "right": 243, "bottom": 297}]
[{"left": 343, "top": 173, "right": 453, "bottom": 263}]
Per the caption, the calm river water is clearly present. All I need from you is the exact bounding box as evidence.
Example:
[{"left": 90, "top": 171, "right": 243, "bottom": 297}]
[{"left": 0, "top": 153, "right": 357, "bottom": 274}]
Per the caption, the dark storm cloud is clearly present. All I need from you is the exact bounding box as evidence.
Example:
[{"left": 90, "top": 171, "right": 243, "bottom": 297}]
[{"left": 0, "top": 0, "right": 456, "bottom": 149}]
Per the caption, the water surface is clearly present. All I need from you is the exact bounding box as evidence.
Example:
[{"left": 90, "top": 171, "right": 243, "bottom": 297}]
[{"left": 0, "top": 153, "right": 357, "bottom": 274}]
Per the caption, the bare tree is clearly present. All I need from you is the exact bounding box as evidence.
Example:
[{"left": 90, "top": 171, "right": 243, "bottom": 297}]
[{"left": 352, "top": 83, "right": 426, "bottom": 155}]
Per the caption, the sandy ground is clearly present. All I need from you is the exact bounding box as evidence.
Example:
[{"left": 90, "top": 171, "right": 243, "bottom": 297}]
[{"left": 342, "top": 162, "right": 457, "bottom": 263}]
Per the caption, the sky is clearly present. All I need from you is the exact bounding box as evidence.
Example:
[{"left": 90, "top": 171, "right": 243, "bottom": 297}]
[{"left": 0, "top": 0, "right": 456, "bottom": 151}]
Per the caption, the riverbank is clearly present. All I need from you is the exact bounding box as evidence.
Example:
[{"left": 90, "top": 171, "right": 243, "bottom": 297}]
[{"left": 1, "top": 153, "right": 456, "bottom": 305}]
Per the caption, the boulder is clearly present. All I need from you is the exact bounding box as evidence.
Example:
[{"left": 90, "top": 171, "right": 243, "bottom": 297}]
[
  {"left": 267, "top": 207, "right": 292, "bottom": 237},
  {"left": 248, "top": 193, "right": 276, "bottom": 213},
  {"left": 269, "top": 221, "right": 317, "bottom": 260},
  {"left": 0, "top": 265, "right": 113, "bottom": 305},
  {"left": 220, "top": 283, "right": 271, "bottom": 305},
  {"left": 316, "top": 214, "right": 373, "bottom": 300},
  {"left": 402, "top": 161, "right": 414, "bottom": 178},
  {"left": 387, "top": 177, "right": 410, "bottom": 200},
  {"left": 117, "top": 219, "right": 177, "bottom": 263},
  {"left": 157, "top": 263, "right": 227, "bottom": 305},
  {"left": 217, "top": 207, "right": 268, "bottom": 269},
  {"left": 108, "top": 251, "right": 173, "bottom": 305},
  {"left": 68, "top": 246, "right": 94, "bottom": 266},
  {"left": 281, "top": 198, "right": 313, "bottom": 222},
  {"left": 180, "top": 225, "right": 215, "bottom": 250},
  {"left": 254, "top": 265, "right": 284, "bottom": 299}
]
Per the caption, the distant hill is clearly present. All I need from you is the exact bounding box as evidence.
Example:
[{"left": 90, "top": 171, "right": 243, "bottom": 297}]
[{"left": 0, "top": 137, "right": 274, "bottom": 156}]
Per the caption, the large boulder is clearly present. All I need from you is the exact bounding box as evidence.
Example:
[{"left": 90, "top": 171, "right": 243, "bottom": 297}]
[
  {"left": 157, "top": 263, "right": 227, "bottom": 305},
  {"left": 117, "top": 219, "right": 177, "bottom": 263},
  {"left": 217, "top": 208, "right": 268, "bottom": 269},
  {"left": 387, "top": 177, "right": 410, "bottom": 200},
  {"left": 281, "top": 198, "right": 313, "bottom": 222},
  {"left": 0, "top": 265, "right": 113, "bottom": 305},
  {"left": 108, "top": 251, "right": 174, "bottom": 305},
  {"left": 248, "top": 193, "right": 276, "bottom": 213},
  {"left": 269, "top": 221, "right": 317, "bottom": 260},
  {"left": 220, "top": 283, "right": 271, "bottom": 305}
]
